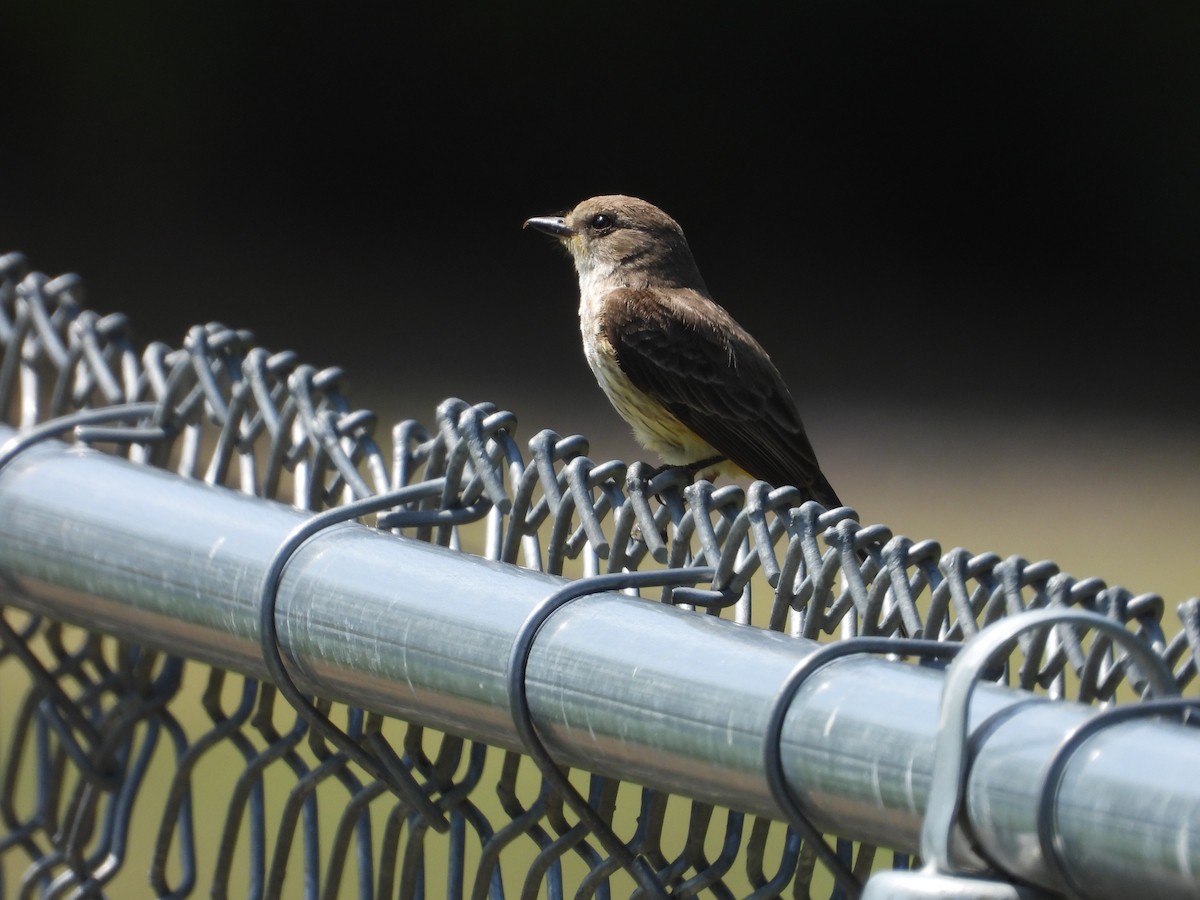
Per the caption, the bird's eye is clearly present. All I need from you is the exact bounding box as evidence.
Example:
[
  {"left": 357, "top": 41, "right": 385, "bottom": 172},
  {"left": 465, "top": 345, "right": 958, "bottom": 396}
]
[{"left": 588, "top": 214, "right": 615, "bottom": 233}]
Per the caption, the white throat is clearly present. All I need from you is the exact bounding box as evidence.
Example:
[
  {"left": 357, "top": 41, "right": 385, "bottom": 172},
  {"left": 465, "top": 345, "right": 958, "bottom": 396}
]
[{"left": 575, "top": 259, "right": 619, "bottom": 321}]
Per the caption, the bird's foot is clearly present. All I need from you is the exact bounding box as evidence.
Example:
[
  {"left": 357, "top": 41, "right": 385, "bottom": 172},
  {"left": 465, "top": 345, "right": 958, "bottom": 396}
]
[
  {"left": 637, "top": 456, "right": 729, "bottom": 510},
  {"left": 682, "top": 455, "right": 726, "bottom": 482},
  {"left": 645, "top": 455, "right": 726, "bottom": 486}
]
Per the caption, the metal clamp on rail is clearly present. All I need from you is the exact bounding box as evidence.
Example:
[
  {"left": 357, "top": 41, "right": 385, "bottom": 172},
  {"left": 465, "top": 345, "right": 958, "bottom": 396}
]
[
  {"left": 764, "top": 636, "right": 963, "bottom": 900},
  {"left": 862, "top": 607, "right": 1178, "bottom": 899},
  {"left": 506, "top": 567, "right": 735, "bottom": 900}
]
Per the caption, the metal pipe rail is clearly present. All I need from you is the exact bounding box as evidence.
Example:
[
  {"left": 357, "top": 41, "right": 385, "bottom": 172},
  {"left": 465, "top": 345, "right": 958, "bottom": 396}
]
[{"left": 0, "top": 425, "right": 1196, "bottom": 899}]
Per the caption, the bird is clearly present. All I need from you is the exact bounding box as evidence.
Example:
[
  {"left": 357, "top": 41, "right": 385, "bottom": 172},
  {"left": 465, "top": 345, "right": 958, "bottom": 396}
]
[{"left": 524, "top": 194, "right": 844, "bottom": 510}]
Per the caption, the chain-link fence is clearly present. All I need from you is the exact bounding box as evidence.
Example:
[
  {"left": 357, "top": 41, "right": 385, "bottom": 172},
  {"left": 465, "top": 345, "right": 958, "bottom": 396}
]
[{"left": 1, "top": 250, "right": 1197, "bottom": 899}]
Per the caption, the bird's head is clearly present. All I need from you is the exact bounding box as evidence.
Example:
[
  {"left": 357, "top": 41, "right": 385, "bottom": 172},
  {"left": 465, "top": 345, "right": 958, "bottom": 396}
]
[{"left": 524, "top": 195, "right": 706, "bottom": 291}]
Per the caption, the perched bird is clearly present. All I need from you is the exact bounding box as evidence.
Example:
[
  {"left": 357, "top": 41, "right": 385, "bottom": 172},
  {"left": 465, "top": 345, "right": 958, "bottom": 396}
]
[{"left": 524, "top": 194, "right": 844, "bottom": 509}]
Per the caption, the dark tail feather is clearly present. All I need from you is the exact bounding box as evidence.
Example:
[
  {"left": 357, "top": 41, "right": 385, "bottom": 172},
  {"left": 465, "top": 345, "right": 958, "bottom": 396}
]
[
  {"left": 803, "top": 468, "right": 873, "bottom": 563},
  {"left": 805, "top": 467, "right": 843, "bottom": 511},
  {"left": 793, "top": 466, "right": 900, "bottom": 630}
]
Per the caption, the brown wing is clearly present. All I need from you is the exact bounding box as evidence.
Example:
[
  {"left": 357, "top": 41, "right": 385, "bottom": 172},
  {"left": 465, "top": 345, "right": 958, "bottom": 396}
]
[{"left": 600, "top": 287, "right": 843, "bottom": 507}]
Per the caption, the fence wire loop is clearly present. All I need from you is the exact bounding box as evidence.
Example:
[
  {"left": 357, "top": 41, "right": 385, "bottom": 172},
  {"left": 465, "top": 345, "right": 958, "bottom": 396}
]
[
  {"left": 0, "top": 402, "right": 164, "bottom": 474},
  {"left": 1035, "top": 696, "right": 1200, "bottom": 900},
  {"left": 0, "top": 402, "right": 182, "bottom": 795},
  {"left": 763, "top": 636, "right": 963, "bottom": 900},
  {"left": 506, "top": 566, "right": 720, "bottom": 899},
  {"left": 257, "top": 483, "right": 457, "bottom": 835}
]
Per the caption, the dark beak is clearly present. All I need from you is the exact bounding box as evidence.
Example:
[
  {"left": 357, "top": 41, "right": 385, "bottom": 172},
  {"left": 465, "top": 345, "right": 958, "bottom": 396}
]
[{"left": 523, "top": 215, "right": 574, "bottom": 237}]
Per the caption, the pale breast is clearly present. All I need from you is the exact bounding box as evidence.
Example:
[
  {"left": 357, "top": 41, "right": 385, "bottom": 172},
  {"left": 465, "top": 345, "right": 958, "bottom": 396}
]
[{"left": 580, "top": 324, "right": 721, "bottom": 466}]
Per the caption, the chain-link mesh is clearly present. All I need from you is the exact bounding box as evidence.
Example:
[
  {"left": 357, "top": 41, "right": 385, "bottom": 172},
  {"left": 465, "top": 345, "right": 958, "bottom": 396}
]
[{"left": 1, "top": 250, "right": 1197, "bottom": 898}]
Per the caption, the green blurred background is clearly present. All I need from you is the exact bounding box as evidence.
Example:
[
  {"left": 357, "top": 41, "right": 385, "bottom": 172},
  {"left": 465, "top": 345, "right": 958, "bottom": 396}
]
[{"left": 2, "top": 2, "right": 1196, "bottom": 600}]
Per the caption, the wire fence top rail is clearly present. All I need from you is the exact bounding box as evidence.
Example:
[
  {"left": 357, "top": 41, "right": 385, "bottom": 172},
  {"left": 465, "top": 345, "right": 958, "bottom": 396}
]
[{"left": 1, "top": 250, "right": 1198, "bottom": 900}]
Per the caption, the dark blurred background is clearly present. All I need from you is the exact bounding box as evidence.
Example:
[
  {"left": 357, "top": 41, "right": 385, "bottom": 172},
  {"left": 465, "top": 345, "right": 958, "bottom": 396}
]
[{"left": 2, "top": 3, "right": 1197, "bottom": 590}]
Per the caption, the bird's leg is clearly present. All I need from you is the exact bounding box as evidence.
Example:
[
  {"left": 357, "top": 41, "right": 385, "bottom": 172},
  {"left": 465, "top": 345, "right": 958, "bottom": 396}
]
[
  {"left": 643, "top": 455, "right": 726, "bottom": 492},
  {"left": 639, "top": 455, "right": 727, "bottom": 512},
  {"left": 682, "top": 455, "right": 726, "bottom": 483}
]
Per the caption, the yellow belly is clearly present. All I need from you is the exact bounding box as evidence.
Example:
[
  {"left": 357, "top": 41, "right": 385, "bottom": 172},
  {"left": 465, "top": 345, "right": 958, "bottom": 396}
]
[{"left": 583, "top": 334, "right": 742, "bottom": 480}]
